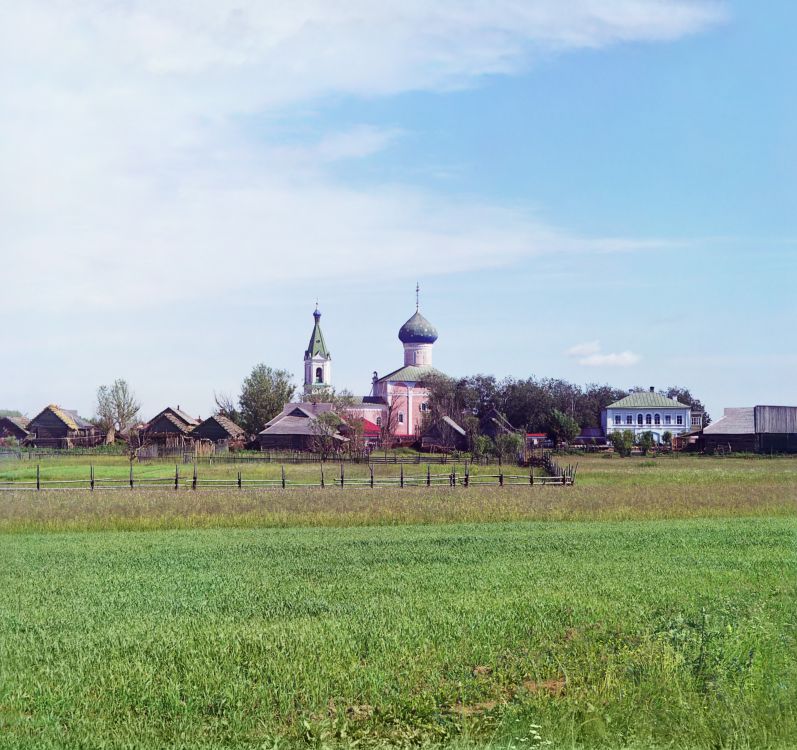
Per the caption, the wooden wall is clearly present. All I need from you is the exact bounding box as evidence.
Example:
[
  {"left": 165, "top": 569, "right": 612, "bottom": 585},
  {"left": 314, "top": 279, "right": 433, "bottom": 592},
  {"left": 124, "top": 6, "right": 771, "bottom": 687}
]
[{"left": 754, "top": 406, "right": 797, "bottom": 434}]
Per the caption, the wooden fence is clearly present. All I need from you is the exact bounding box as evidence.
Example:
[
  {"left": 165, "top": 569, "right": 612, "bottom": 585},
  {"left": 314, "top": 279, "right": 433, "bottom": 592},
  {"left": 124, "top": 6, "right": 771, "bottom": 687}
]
[{"left": 0, "top": 460, "right": 576, "bottom": 492}]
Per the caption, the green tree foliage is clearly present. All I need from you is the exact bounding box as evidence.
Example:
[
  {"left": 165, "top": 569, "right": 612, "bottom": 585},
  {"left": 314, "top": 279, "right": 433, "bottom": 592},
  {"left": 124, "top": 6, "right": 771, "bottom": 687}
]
[
  {"left": 661, "top": 386, "right": 711, "bottom": 426},
  {"left": 547, "top": 409, "right": 580, "bottom": 448},
  {"left": 494, "top": 432, "right": 524, "bottom": 462},
  {"left": 0, "top": 410, "right": 23, "bottom": 418},
  {"left": 238, "top": 365, "right": 295, "bottom": 435},
  {"left": 95, "top": 379, "right": 141, "bottom": 433},
  {"left": 610, "top": 430, "right": 635, "bottom": 457},
  {"left": 471, "top": 434, "right": 494, "bottom": 459},
  {"left": 637, "top": 431, "right": 655, "bottom": 456},
  {"left": 662, "top": 430, "right": 673, "bottom": 446}
]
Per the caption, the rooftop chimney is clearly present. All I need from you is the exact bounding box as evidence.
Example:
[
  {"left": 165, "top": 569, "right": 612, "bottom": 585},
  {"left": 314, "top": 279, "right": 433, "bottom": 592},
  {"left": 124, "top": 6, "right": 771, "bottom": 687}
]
[{"left": 649, "top": 386, "right": 655, "bottom": 393}]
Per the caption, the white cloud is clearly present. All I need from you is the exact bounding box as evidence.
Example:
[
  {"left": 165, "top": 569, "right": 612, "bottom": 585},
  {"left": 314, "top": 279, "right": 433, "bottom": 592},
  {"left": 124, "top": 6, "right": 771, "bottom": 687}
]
[
  {"left": 567, "top": 340, "right": 601, "bottom": 357},
  {"left": 0, "top": 1, "right": 726, "bottom": 311},
  {"left": 567, "top": 341, "right": 641, "bottom": 366}
]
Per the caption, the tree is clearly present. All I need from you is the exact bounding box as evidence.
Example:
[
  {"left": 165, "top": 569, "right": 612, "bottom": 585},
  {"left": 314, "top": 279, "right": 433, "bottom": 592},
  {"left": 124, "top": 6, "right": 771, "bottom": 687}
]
[
  {"left": 308, "top": 411, "right": 344, "bottom": 460},
  {"left": 637, "top": 431, "right": 655, "bottom": 456},
  {"left": 547, "top": 409, "right": 580, "bottom": 448},
  {"left": 472, "top": 434, "right": 494, "bottom": 459},
  {"left": 95, "top": 379, "right": 141, "bottom": 435},
  {"left": 609, "top": 430, "right": 634, "bottom": 457},
  {"left": 662, "top": 430, "right": 673, "bottom": 447},
  {"left": 0, "top": 409, "right": 23, "bottom": 418},
  {"left": 238, "top": 364, "right": 296, "bottom": 435},
  {"left": 213, "top": 391, "right": 241, "bottom": 424},
  {"left": 494, "top": 432, "right": 524, "bottom": 463}
]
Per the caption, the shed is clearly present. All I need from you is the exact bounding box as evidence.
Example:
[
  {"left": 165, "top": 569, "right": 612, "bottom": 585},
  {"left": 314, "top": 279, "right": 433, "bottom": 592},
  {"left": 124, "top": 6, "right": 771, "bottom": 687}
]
[
  {"left": 142, "top": 406, "right": 199, "bottom": 447},
  {"left": 258, "top": 403, "right": 346, "bottom": 452},
  {"left": 421, "top": 416, "right": 467, "bottom": 451},
  {"left": 192, "top": 415, "right": 246, "bottom": 443},
  {"left": 0, "top": 416, "right": 30, "bottom": 441}
]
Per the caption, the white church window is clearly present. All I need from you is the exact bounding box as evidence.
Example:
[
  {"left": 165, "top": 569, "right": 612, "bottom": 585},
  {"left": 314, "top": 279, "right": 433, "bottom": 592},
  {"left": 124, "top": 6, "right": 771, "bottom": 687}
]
[
  {"left": 421, "top": 402, "right": 429, "bottom": 412},
  {"left": 398, "top": 413, "right": 404, "bottom": 424},
  {"left": 315, "top": 367, "right": 323, "bottom": 383}
]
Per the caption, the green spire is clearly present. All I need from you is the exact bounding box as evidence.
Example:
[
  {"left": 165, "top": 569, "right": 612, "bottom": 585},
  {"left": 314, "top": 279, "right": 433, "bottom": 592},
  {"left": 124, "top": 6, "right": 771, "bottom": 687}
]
[{"left": 305, "top": 305, "right": 330, "bottom": 359}]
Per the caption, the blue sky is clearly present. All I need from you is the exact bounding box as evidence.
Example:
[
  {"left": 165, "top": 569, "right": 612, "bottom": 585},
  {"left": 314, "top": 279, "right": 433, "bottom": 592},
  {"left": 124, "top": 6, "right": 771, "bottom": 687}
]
[{"left": 1, "top": 1, "right": 794, "bottom": 422}]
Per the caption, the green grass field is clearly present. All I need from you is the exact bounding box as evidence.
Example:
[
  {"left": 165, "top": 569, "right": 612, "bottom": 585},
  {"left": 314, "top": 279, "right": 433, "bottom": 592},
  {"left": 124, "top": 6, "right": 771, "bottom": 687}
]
[{"left": 0, "top": 455, "right": 795, "bottom": 749}]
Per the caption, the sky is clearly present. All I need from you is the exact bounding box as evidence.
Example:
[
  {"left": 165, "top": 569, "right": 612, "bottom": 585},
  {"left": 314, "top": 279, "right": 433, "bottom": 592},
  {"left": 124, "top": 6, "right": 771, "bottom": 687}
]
[{"left": 1, "top": 1, "right": 795, "bottom": 422}]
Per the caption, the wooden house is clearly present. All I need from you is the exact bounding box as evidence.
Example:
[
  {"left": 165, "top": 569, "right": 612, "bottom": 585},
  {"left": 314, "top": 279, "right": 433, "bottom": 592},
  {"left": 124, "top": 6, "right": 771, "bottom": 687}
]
[
  {"left": 192, "top": 415, "right": 246, "bottom": 447},
  {"left": 142, "top": 406, "right": 199, "bottom": 448},
  {"left": 0, "top": 416, "right": 30, "bottom": 442},
  {"left": 26, "top": 405, "right": 102, "bottom": 448},
  {"left": 258, "top": 403, "right": 346, "bottom": 451},
  {"left": 421, "top": 416, "right": 467, "bottom": 452},
  {"left": 479, "top": 408, "right": 516, "bottom": 441},
  {"left": 702, "top": 405, "right": 797, "bottom": 453}
]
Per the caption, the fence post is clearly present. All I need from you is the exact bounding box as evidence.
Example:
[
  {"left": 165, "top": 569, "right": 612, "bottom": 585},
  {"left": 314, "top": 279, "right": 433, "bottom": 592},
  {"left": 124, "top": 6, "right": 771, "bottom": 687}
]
[
  {"left": 400, "top": 464, "right": 404, "bottom": 488},
  {"left": 530, "top": 466, "right": 534, "bottom": 486},
  {"left": 427, "top": 464, "right": 431, "bottom": 487},
  {"left": 499, "top": 470, "right": 504, "bottom": 487},
  {"left": 370, "top": 463, "right": 374, "bottom": 488},
  {"left": 175, "top": 465, "right": 179, "bottom": 490},
  {"left": 340, "top": 463, "right": 344, "bottom": 488},
  {"left": 130, "top": 463, "right": 134, "bottom": 489},
  {"left": 281, "top": 465, "right": 286, "bottom": 489},
  {"left": 464, "top": 462, "right": 469, "bottom": 488},
  {"left": 321, "top": 464, "right": 325, "bottom": 488},
  {"left": 90, "top": 464, "right": 94, "bottom": 491},
  {"left": 192, "top": 463, "right": 197, "bottom": 490},
  {"left": 237, "top": 470, "right": 242, "bottom": 489}
]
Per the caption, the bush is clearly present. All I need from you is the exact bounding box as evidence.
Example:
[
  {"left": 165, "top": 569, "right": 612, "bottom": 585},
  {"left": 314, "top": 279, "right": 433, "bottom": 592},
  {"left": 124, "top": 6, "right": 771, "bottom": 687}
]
[
  {"left": 637, "top": 431, "right": 655, "bottom": 456},
  {"left": 609, "top": 430, "right": 634, "bottom": 457}
]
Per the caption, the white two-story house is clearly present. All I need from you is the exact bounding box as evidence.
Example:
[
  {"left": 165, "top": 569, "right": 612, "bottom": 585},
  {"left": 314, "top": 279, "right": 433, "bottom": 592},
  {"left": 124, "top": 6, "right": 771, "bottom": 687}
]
[{"left": 601, "top": 388, "right": 692, "bottom": 443}]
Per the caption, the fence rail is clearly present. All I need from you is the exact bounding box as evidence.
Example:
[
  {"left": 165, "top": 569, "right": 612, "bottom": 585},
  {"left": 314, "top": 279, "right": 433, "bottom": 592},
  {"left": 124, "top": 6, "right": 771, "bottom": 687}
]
[{"left": 0, "top": 460, "right": 576, "bottom": 492}]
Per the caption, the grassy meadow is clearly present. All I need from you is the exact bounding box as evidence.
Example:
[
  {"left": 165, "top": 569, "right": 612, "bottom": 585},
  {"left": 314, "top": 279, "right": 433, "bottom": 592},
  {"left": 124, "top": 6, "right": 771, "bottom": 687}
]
[{"left": 0, "top": 454, "right": 795, "bottom": 748}]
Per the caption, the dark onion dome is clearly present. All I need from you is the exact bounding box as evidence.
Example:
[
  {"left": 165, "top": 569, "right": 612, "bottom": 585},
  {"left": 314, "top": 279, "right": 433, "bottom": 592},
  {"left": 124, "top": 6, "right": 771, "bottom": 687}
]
[{"left": 398, "top": 311, "right": 438, "bottom": 344}]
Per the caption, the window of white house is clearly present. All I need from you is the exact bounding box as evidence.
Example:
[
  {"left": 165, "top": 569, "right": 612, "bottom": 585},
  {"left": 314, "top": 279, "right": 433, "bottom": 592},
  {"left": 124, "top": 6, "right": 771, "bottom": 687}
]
[
  {"left": 626, "top": 415, "right": 633, "bottom": 425},
  {"left": 645, "top": 414, "right": 652, "bottom": 425},
  {"left": 665, "top": 415, "right": 672, "bottom": 425},
  {"left": 654, "top": 414, "right": 661, "bottom": 425},
  {"left": 676, "top": 415, "right": 683, "bottom": 425},
  {"left": 691, "top": 415, "right": 701, "bottom": 426},
  {"left": 398, "top": 413, "right": 404, "bottom": 424},
  {"left": 614, "top": 415, "right": 621, "bottom": 425},
  {"left": 637, "top": 414, "right": 644, "bottom": 425}
]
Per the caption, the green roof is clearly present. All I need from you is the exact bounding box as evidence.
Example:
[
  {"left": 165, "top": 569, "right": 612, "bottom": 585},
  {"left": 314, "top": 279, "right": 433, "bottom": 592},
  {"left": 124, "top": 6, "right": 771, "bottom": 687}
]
[
  {"left": 377, "top": 365, "right": 441, "bottom": 384},
  {"left": 305, "top": 310, "right": 330, "bottom": 359},
  {"left": 607, "top": 392, "right": 689, "bottom": 410}
]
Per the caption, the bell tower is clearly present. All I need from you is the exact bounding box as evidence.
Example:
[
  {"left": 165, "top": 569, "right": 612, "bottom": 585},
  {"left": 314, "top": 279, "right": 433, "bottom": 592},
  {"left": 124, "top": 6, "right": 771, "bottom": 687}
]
[{"left": 304, "top": 304, "right": 332, "bottom": 393}]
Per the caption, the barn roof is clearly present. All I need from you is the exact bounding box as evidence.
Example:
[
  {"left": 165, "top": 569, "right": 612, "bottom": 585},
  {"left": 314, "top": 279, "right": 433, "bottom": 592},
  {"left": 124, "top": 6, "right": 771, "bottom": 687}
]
[
  {"left": 607, "top": 392, "right": 689, "bottom": 410},
  {"left": 29, "top": 405, "right": 93, "bottom": 430},
  {"left": 5, "top": 416, "right": 30, "bottom": 430},
  {"left": 703, "top": 408, "right": 755, "bottom": 435},
  {"left": 195, "top": 414, "right": 245, "bottom": 438}
]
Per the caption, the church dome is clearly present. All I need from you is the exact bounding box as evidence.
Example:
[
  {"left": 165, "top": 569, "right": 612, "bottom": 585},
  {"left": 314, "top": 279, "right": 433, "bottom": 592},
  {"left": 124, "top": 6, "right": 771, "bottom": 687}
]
[{"left": 398, "top": 311, "right": 438, "bottom": 344}]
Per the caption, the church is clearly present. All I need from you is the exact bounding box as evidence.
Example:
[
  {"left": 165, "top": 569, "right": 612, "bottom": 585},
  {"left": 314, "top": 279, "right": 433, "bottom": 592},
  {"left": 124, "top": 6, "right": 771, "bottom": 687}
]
[{"left": 301, "top": 288, "right": 441, "bottom": 440}]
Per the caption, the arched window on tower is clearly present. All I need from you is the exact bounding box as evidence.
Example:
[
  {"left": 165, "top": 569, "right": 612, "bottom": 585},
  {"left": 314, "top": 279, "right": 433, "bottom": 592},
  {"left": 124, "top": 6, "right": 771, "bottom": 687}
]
[{"left": 315, "top": 367, "right": 323, "bottom": 383}]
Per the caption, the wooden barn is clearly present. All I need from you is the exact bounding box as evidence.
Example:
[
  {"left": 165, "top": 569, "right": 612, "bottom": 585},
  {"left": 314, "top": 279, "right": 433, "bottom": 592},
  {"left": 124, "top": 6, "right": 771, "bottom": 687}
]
[
  {"left": 26, "top": 405, "right": 102, "bottom": 448},
  {"left": 702, "top": 405, "right": 797, "bottom": 453},
  {"left": 192, "top": 415, "right": 246, "bottom": 448},
  {"left": 141, "top": 406, "right": 199, "bottom": 448},
  {"left": 0, "top": 416, "right": 30, "bottom": 442},
  {"left": 258, "top": 403, "right": 345, "bottom": 451},
  {"left": 421, "top": 416, "right": 468, "bottom": 452},
  {"left": 479, "top": 408, "right": 517, "bottom": 441}
]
